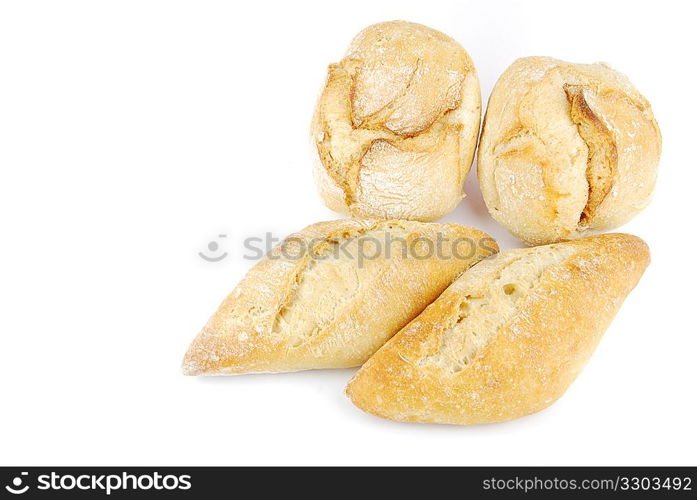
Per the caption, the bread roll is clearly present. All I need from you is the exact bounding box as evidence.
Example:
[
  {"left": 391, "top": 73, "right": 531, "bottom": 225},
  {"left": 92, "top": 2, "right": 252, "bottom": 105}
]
[
  {"left": 478, "top": 57, "right": 661, "bottom": 245},
  {"left": 346, "top": 233, "right": 649, "bottom": 425},
  {"left": 312, "top": 21, "right": 481, "bottom": 221},
  {"left": 183, "top": 219, "right": 497, "bottom": 375}
]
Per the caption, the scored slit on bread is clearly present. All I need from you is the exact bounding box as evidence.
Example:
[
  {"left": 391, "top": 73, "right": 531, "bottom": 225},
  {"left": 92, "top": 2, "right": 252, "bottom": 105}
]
[
  {"left": 269, "top": 222, "right": 412, "bottom": 348},
  {"left": 416, "top": 243, "right": 577, "bottom": 374}
]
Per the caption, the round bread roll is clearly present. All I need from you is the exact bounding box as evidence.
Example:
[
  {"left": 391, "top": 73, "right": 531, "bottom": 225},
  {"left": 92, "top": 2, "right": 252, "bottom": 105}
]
[
  {"left": 478, "top": 57, "right": 661, "bottom": 245},
  {"left": 312, "top": 21, "right": 481, "bottom": 221}
]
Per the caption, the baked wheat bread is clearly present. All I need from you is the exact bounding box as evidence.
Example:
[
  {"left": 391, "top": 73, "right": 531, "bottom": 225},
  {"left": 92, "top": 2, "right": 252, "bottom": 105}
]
[
  {"left": 312, "top": 21, "right": 481, "bottom": 221},
  {"left": 183, "top": 219, "right": 497, "bottom": 375},
  {"left": 346, "top": 233, "right": 649, "bottom": 425},
  {"left": 478, "top": 57, "right": 661, "bottom": 245}
]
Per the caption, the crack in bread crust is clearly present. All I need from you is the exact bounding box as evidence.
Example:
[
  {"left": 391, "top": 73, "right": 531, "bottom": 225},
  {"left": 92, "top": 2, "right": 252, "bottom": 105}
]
[
  {"left": 564, "top": 84, "right": 618, "bottom": 228},
  {"left": 353, "top": 58, "right": 424, "bottom": 131},
  {"left": 314, "top": 58, "right": 465, "bottom": 208},
  {"left": 491, "top": 127, "right": 568, "bottom": 224}
]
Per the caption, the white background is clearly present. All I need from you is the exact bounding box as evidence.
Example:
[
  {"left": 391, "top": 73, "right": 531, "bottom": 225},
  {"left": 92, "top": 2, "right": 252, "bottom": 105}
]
[{"left": 1, "top": 0, "right": 695, "bottom": 466}]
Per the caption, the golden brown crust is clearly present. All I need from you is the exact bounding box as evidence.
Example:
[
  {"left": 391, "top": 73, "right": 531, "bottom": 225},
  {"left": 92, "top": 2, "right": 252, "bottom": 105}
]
[
  {"left": 183, "top": 219, "right": 498, "bottom": 375},
  {"left": 346, "top": 233, "right": 649, "bottom": 425},
  {"left": 478, "top": 57, "right": 661, "bottom": 245},
  {"left": 312, "top": 21, "right": 481, "bottom": 221}
]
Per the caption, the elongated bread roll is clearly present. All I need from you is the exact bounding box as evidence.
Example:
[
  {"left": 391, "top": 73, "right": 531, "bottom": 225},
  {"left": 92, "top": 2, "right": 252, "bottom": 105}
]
[
  {"left": 312, "top": 21, "right": 481, "bottom": 221},
  {"left": 346, "top": 233, "right": 649, "bottom": 425},
  {"left": 183, "top": 219, "right": 497, "bottom": 375},
  {"left": 478, "top": 57, "right": 661, "bottom": 245}
]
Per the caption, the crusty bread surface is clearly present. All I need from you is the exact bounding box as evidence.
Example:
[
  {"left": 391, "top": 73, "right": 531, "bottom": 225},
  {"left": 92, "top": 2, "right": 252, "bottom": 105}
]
[
  {"left": 346, "top": 233, "right": 650, "bottom": 425},
  {"left": 183, "top": 219, "right": 497, "bottom": 375},
  {"left": 312, "top": 20, "right": 481, "bottom": 221},
  {"left": 478, "top": 57, "right": 661, "bottom": 245}
]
